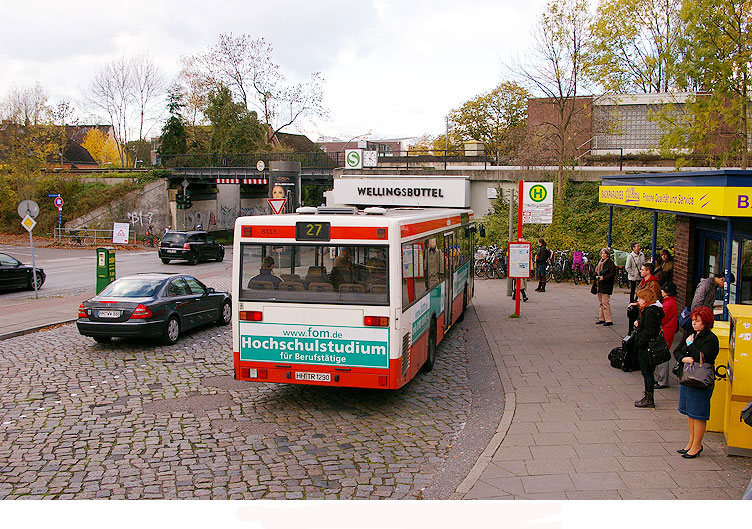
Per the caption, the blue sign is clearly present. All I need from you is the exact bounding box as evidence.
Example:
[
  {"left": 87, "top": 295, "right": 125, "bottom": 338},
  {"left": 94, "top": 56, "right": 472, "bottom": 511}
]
[{"left": 47, "top": 193, "right": 60, "bottom": 197}]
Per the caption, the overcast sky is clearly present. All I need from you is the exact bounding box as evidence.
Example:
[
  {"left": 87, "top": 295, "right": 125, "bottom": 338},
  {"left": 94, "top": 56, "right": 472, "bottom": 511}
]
[{"left": 0, "top": 0, "right": 549, "bottom": 141}]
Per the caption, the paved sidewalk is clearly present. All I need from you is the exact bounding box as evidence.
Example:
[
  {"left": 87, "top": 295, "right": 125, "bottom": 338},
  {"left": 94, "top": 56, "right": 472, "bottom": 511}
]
[{"left": 457, "top": 278, "right": 752, "bottom": 499}]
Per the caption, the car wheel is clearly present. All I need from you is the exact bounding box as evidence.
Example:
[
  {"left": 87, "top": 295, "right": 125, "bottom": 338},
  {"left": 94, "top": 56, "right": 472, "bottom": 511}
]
[
  {"left": 93, "top": 336, "right": 111, "bottom": 344},
  {"left": 162, "top": 316, "right": 180, "bottom": 345},
  {"left": 216, "top": 251, "right": 224, "bottom": 263},
  {"left": 28, "top": 271, "right": 44, "bottom": 291},
  {"left": 188, "top": 252, "right": 199, "bottom": 266},
  {"left": 161, "top": 258, "right": 171, "bottom": 264},
  {"left": 217, "top": 300, "right": 231, "bottom": 326}
]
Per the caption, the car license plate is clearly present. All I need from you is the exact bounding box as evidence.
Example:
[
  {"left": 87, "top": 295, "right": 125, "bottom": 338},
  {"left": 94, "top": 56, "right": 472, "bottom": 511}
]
[
  {"left": 294, "top": 372, "right": 331, "bottom": 382},
  {"left": 97, "top": 310, "right": 121, "bottom": 318},
  {"left": 167, "top": 249, "right": 177, "bottom": 253}
]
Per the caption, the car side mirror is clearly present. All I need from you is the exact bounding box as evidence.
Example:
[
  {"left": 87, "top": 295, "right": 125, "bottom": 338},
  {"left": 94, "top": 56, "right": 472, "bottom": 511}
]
[{"left": 207, "top": 287, "right": 215, "bottom": 294}]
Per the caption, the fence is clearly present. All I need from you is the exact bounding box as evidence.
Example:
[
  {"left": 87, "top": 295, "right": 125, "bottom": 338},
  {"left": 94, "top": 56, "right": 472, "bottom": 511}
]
[{"left": 53, "top": 227, "right": 137, "bottom": 246}]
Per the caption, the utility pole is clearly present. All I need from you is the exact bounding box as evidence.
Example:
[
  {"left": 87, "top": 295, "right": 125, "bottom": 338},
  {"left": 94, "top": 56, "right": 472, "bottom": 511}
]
[{"left": 507, "top": 187, "right": 514, "bottom": 297}]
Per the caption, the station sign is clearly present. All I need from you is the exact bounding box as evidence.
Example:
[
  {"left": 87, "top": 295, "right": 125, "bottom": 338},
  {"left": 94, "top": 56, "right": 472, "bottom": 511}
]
[
  {"left": 333, "top": 177, "right": 470, "bottom": 208},
  {"left": 345, "top": 149, "right": 363, "bottom": 169},
  {"left": 522, "top": 182, "right": 553, "bottom": 224},
  {"left": 599, "top": 185, "right": 752, "bottom": 217}
]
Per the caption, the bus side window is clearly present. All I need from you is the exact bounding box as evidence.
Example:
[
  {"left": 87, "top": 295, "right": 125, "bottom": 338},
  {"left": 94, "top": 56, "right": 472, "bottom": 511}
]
[{"left": 425, "top": 237, "right": 443, "bottom": 288}]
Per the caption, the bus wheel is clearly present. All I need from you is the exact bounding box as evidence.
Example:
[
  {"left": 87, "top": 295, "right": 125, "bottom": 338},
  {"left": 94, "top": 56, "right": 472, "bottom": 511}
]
[
  {"left": 422, "top": 318, "right": 437, "bottom": 373},
  {"left": 457, "top": 287, "right": 467, "bottom": 323}
]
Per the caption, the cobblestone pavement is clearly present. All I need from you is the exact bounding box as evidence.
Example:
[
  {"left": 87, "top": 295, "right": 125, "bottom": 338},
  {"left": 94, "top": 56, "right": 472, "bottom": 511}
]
[{"left": 0, "top": 280, "right": 497, "bottom": 500}]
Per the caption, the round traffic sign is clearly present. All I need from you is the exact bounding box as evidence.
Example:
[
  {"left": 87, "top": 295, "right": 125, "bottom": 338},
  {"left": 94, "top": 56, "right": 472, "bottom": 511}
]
[
  {"left": 256, "top": 160, "right": 265, "bottom": 172},
  {"left": 54, "top": 196, "right": 64, "bottom": 208},
  {"left": 17, "top": 200, "right": 39, "bottom": 219}
]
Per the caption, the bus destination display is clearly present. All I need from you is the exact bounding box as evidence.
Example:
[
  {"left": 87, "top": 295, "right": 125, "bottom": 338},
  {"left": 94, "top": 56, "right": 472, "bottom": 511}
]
[{"left": 295, "top": 221, "right": 330, "bottom": 241}]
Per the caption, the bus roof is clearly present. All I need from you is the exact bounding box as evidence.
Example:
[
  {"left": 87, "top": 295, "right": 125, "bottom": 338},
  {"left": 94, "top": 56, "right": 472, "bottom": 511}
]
[{"left": 235, "top": 207, "right": 474, "bottom": 242}]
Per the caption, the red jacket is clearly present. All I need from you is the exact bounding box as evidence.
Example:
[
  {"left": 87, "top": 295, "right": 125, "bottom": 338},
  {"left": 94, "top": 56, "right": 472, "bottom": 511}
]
[{"left": 661, "top": 295, "right": 678, "bottom": 348}]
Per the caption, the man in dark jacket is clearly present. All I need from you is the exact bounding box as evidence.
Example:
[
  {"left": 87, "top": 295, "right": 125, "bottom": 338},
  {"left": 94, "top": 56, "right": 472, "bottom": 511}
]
[{"left": 594, "top": 248, "right": 617, "bottom": 326}]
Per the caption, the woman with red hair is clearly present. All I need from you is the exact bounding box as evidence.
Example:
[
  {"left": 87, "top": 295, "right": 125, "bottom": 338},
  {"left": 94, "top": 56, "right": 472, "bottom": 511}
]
[{"left": 675, "top": 306, "right": 719, "bottom": 458}]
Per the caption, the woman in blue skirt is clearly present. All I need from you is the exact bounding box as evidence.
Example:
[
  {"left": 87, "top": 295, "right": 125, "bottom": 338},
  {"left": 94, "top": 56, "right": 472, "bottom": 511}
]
[{"left": 675, "top": 306, "right": 719, "bottom": 459}]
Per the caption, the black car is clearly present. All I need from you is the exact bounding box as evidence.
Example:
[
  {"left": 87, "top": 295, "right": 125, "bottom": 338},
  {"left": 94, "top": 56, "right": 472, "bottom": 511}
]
[
  {"left": 76, "top": 273, "right": 231, "bottom": 344},
  {"left": 0, "top": 252, "right": 45, "bottom": 292},
  {"left": 158, "top": 231, "right": 225, "bottom": 265}
]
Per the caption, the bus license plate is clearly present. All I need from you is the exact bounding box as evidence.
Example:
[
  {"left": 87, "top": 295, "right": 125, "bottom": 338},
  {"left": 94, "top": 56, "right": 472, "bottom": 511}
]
[
  {"left": 98, "top": 310, "right": 121, "bottom": 318},
  {"left": 294, "top": 372, "right": 331, "bottom": 382}
]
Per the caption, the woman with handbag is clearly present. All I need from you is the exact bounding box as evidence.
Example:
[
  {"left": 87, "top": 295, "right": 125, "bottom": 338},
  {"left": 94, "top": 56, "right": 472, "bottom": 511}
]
[
  {"left": 675, "top": 306, "right": 719, "bottom": 458},
  {"left": 594, "top": 248, "right": 616, "bottom": 326},
  {"left": 633, "top": 289, "right": 664, "bottom": 408}
]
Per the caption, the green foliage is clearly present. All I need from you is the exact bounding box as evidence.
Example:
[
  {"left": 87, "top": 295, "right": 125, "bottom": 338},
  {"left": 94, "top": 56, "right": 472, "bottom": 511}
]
[
  {"left": 477, "top": 180, "right": 674, "bottom": 257},
  {"left": 206, "top": 84, "right": 266, "bottom": 153}
]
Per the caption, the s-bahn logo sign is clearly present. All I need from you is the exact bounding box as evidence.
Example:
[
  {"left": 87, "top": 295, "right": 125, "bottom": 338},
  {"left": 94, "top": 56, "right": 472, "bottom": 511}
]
[
  {"left": 345, "top": 149, "right": 362, "bottom": 169},
  {"left": 522, "top": 182, "right": 553, "bottom": 224}
]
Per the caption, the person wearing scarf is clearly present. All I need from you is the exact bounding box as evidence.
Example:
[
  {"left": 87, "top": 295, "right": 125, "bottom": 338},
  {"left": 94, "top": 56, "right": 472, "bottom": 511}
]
[{"left": 633, "top": 288, "right": 665, "bottom": 408}]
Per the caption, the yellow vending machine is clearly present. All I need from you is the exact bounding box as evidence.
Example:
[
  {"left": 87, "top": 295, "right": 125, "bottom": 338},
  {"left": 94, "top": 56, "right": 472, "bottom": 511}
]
[{"left": 724, "top": 305, "right": 752, "bottom": 456}]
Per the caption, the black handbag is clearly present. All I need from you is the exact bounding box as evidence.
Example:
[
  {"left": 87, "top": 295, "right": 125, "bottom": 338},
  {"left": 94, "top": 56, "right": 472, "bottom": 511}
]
[
  {"left": 647, "top": 331, "right": 671, "bottom": 366},
  {"left": 679, "top": 352, "right": 715, "bottom": 389},
  {"left": 590, "top": 281, "right": 598, "bottom": 295},
  {"left": 672, "top": 361, "right": 683, "bottom": 378}
]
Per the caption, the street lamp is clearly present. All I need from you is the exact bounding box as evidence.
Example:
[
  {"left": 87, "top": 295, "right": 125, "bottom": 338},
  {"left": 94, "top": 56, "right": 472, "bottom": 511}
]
[{"left": 340, "top": 130, "right": 372, "bottom": 165}]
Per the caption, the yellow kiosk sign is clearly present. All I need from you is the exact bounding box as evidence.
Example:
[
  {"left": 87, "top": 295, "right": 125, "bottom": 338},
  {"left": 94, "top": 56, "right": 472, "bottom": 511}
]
[{"left": 599, "top": 185, "right": 752, "bottom": 217}]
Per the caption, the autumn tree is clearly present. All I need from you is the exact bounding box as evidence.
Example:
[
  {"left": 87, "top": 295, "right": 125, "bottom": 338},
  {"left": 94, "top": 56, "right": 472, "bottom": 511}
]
[
  {"left": 81, "top": 128, "right": 121, "bottom": 166},
  {"left": 185, "top": 33, "right": 328, "bottom": 145},
  {"left": 514, "top": 0, "right": 593, "bottom": 197},
  {"left": 448, "top": 81, "right": 529, "bottom": 162},
  {"left": 205, "top": 84, "right": 266, "bottom": 154},
  {"left": 677, "top": 0, "right": 752, "bottom": 169},
  {"left": 589, "top": 0, "right": 685, "bottom": 93},
  {"left": 0, "top": 84, "right": 58, "bottom": 201}
]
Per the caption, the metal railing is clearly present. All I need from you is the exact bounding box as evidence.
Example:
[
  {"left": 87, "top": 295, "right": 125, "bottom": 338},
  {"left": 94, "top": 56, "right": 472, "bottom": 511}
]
[{"left": 54, "top": 227, "right": 136, "bottom": 246}]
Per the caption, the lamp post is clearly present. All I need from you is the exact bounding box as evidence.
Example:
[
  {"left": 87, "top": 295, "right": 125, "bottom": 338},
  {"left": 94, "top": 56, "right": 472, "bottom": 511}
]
[{"left": 340, "top": 130, "right": 372, "bottom": 165}]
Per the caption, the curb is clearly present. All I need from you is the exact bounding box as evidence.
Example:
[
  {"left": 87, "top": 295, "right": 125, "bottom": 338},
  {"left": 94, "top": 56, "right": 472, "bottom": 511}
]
[
  {"left": 450, "top": 293, "right": 516, "bottom": 499},
  {"left": 0, "top": 318, "right": 76, "bottom": 342}
]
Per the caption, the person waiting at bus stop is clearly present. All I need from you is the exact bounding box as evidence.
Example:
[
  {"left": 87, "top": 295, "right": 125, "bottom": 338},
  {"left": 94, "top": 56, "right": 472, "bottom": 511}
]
[
  {"left": 633, "top": 288, "right": 664, "bottom": 409},
  {"left": 534, "top": 239, "right": 551, "bottom": 292},
  {"left": 248, "top": 256, "right": 282, "bottom": 289},
  {"left": 594, "top": 248, "right": 616, "bottom": 326}
]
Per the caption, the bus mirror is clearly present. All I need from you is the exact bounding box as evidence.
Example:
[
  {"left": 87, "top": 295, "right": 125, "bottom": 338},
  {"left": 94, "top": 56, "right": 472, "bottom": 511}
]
[{"left": 479, "top": 225, "right": 486, "bottom": 238}]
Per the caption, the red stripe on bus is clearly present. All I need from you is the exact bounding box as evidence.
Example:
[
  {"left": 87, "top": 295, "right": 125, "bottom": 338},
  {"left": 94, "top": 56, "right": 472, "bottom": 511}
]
[
  {"left": 241, "top": 225, "right": 387, "bottom": 240},
  {"left": 400, "top": 216, "right": 463, "bottom": 238},
  {"left": 331, "top": 226, "right": 388, "bottom": 240},
  {"left": 242, "top": 226, "right": 296, "bottom": 238}
]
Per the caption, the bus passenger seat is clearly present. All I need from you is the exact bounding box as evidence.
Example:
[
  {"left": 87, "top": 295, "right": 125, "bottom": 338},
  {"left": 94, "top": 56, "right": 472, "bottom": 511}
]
[
  {"left": 280, "top": 273, "right": 301, "bottom": 283},
  {"left": 309, "top": 282, "right": 334, "bottom": 292},
  {"left": 339, "top": 283, "right": 364, "bottom": 293},
  {"left": 305, "top": 266, "right": 327, "bottom": 282},
  {"left": 279, "top": 282, "right": 304, "bottom": 291},
  {"left": 369, "top": 285, "right": 387, "bottom": 294},
  {"left": 249, "top": 281, "right": 274, "bottom": 290}
]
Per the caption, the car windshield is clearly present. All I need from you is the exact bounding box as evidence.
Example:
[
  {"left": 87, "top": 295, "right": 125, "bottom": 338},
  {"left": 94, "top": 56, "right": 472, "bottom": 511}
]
[
  {"left": 240, "top": 243, "right": 388, "bottom": 305},
  {"left": 98, "top": 278, "right": 164, "bottom": 298}
]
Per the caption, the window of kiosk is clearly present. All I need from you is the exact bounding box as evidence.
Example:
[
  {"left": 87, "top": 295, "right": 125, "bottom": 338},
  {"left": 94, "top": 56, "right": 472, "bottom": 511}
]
[{"left": 740, "top": 239, "right": 752, "bottom": 305}]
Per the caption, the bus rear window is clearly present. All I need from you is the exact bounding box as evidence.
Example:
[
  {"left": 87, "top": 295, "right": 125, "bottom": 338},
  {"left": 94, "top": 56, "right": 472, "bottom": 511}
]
[{"left": 240, "top": 243, "right": 388, "bottom": 305}]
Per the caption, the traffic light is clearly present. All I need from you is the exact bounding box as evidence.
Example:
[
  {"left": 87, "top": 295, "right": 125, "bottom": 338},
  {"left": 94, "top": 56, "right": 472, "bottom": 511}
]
[
  {"left": 183, "top": 190, "right": 192, "bottom": 209},
  {"left": 176, "top": 192, "right": 185, "bottom": 209}
]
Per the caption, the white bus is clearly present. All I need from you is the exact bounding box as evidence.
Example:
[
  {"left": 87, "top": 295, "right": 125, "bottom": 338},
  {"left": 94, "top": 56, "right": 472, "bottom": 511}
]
[{"left": 232, "top": 205, "right": 476, "bottom": 389}]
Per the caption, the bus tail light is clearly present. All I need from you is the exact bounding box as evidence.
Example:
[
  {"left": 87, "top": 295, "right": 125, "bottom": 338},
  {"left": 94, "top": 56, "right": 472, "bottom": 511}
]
[
  {"left": 258, "top": 368, "right": 267, "bottom": 379},
  {"left": 364, "top": 316, "right": 389, "bottom": 327},
  {"left": 378, "top": 375, "right": 388, "bottom": 387},
  {"left": 130, "top": 304, "right": 153, "bottom": 319},
  {"left": 78, "top": 304, "right": 87, "bottom": 318},
  {"left": 239, "top": 311, "right": 263, "bottom": 321}
]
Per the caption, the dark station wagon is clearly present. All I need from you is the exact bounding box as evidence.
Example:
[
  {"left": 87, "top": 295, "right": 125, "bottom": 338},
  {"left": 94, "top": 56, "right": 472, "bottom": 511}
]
[
  {"left": 76, "top": 273, "right": 231, "bottom": 344},
  {"left": 158, "top": 231, "right": 225, "bottom": 265}
]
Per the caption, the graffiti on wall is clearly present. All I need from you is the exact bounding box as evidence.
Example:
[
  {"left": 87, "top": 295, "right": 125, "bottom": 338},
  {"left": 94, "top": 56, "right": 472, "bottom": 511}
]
[{"left": 127, "top": 210, "right": 155, "bottom": 227}]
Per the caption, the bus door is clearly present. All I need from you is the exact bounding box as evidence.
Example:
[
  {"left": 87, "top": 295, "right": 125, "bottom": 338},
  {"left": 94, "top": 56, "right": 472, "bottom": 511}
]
[{"left": 443, "top": 231, "right": 455, "bottom": 328}]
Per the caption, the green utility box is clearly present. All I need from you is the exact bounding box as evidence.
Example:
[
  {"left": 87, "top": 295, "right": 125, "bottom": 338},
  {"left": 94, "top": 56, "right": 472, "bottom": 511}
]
[{"left": 96, "top": 247, "right": 116, "bottom": 294}]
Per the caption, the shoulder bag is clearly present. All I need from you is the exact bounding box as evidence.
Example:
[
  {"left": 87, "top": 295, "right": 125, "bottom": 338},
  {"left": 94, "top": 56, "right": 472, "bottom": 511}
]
[
  {"left": 679, "top": 351, "right": 715, "bottom": 389},
  {"left": 591, "top": 280, "right": 598, "bottom": 295},
  {"left": 647, "top": 331, "right": 671, "bottom": 366}
]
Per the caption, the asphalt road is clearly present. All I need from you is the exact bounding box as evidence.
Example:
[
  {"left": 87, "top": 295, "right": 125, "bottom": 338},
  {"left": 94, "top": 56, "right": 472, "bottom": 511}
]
[{"left": 0, "top": 243, "right": 233, "bottom": 299}]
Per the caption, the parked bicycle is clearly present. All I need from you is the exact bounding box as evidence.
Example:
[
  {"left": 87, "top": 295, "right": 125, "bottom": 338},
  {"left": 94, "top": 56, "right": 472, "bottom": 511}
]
[
  {"left": 69, "top": 227, "right": 94, "bottom": 246},
  {"left": 141, "top": 225, "right": 160, "bottom": 248},
  {"left": 474, "top": 245, "right": 507, "bottom": 279},
  {"left": 571, "top": 251, "right": 593, "bottom": 285},
  {"left": 548, "top": 250, "right": 570, "bottom": 283},
  {"left": 616, "top": 265, "right": 629, "bottom": 288}
]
